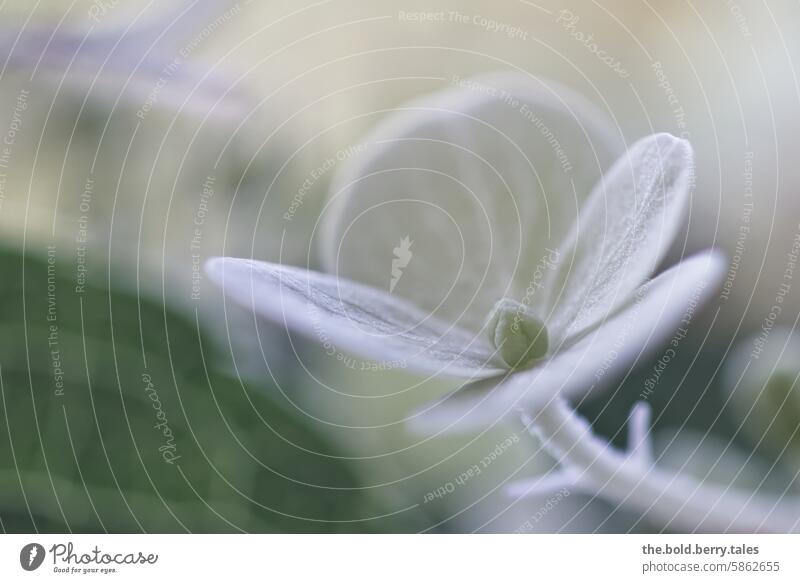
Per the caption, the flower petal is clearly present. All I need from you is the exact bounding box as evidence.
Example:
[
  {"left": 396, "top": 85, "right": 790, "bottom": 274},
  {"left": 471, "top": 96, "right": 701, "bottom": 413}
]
[
  {"left": 409, "top": 250, "right": 726, "bottom": 433},
  {"left": 320, "top": 72, "right": 623, "bottom": 333},
  {"left": 545, "top": 133, "right": 694, "bottom": 341},
  {"left": 1, "top": 1, "right": 249, "bottom": 120},
  {"left": 205, "top": 257, "right": 506, "bottom": 379}
]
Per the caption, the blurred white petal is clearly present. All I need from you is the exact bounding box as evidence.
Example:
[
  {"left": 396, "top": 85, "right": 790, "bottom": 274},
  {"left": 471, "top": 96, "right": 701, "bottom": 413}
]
[
  {"left": 0, "top": 0, "right": 249, "bottom": 120},
  {"left": 409, "top": 250, "right": 725, "bottom": 433},
  {"left": 546, "top": 133, "right": 694, "bottom": 340},
  {"left": 206, "top": 257, "right": 507, "bottom": 379},
  {"left": 320, "top": 72, "right": 623, "bottom": 332}
]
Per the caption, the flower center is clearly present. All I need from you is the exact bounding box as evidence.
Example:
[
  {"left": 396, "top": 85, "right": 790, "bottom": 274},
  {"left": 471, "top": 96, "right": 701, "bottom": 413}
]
[{"left": 486, "top": 298, "right": 549, "bottom": 369}]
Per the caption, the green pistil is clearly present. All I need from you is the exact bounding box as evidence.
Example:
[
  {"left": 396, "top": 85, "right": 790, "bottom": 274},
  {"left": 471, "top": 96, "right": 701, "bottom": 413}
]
[{"left": 486, "top": 298, "right": 549, "bottom": 370}]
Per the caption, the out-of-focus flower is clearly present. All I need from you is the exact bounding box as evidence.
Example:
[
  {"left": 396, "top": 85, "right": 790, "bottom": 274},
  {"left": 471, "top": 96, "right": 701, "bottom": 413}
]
[
  {"left": 205, "top": 74, "right": 723, "bottom": 434},
  {"left": 0, "top": 0, "right": 250, "bottom": 118}
]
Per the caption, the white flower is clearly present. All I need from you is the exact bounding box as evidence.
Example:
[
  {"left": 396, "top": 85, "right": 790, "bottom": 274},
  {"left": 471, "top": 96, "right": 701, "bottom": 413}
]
[
  {"left": 206, "top": 73, "right": 725, "bottom": 434},
  {"left": 208, "top": 74, "right": 782, "bottom": 532}
]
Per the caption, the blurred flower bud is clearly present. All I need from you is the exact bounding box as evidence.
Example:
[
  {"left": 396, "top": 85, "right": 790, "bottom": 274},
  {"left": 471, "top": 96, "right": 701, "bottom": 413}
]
[{"left": 723, "top": 327, "right": 800, "bottom": 467}]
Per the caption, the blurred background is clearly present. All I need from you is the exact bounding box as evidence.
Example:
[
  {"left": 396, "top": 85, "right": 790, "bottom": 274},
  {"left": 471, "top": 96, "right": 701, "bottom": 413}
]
[{"left": 1, "top": 0, "right": 799, "bottom": 533}]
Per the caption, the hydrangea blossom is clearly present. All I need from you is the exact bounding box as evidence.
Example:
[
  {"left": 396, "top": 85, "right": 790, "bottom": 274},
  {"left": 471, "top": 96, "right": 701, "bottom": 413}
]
[
  {"left": 208, "top": 73, "right": 721, "bottom": 421},
  {"left": 204, "top": 73, "right": 800, "bottom": 531}
]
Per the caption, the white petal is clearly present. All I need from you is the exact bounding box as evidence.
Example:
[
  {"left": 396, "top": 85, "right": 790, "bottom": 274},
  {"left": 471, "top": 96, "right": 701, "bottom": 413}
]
[
  {"left": 320, "top": 72, "right": 623, "bottom": 333},
  {"left": 545, "top": 133, "right": 694, "bottom": 341},
  {"left": 2, "top": 2, "right": 249, "bottom": 120},
  {"left": 206, "top": 257, "right": 506, "bottom": 379},
  {"left": 409, "top": 250, "right": 726, "bottom": 433}
]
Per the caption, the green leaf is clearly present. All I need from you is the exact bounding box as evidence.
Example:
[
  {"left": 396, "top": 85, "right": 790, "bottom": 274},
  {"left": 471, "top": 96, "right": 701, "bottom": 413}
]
[{"left": 0, "top": 245, "right": 380, "bottom": 533}]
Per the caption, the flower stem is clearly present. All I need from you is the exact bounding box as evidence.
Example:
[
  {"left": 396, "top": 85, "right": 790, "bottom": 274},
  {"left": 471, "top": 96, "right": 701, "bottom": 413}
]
[{"left": 515, "top": 399, "right": 800, "bottom": 533}]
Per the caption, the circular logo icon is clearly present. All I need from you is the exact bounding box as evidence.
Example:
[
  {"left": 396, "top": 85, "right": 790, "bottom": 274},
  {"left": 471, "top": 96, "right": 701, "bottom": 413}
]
[{"left": 20, "top": 543, "right": 46, "bottom": 571}]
